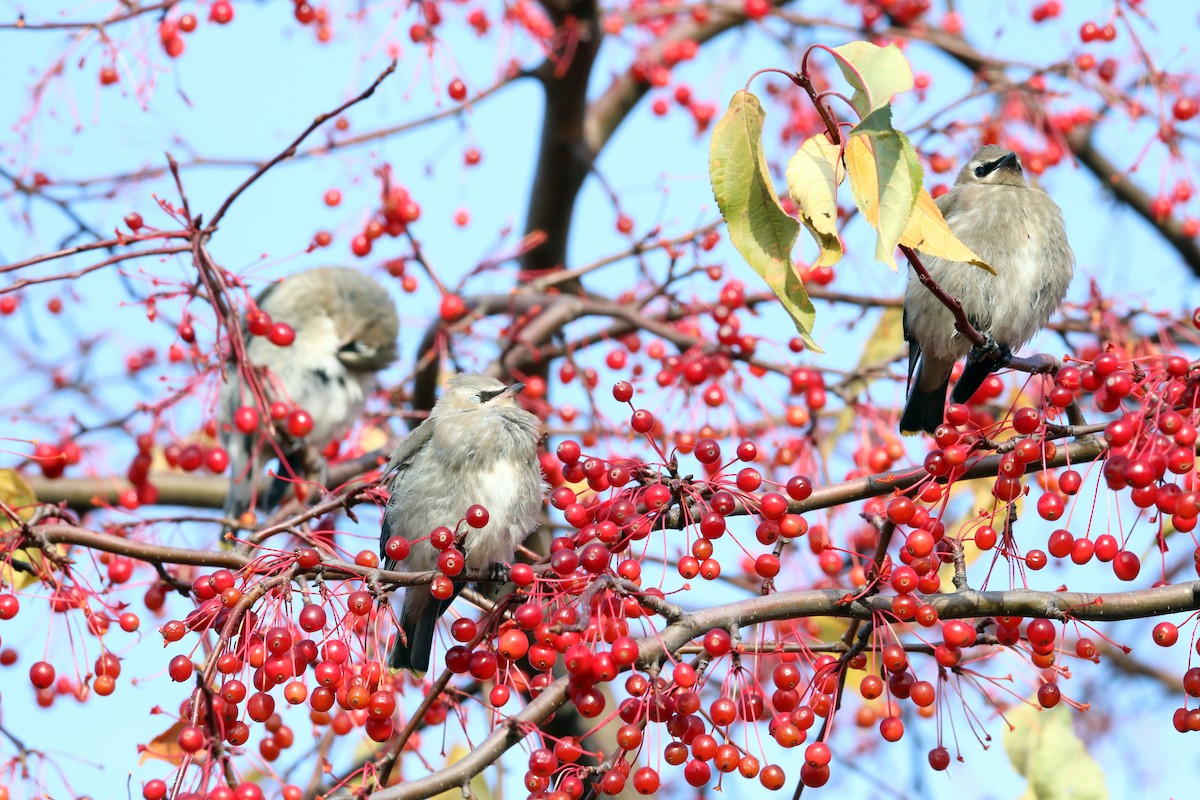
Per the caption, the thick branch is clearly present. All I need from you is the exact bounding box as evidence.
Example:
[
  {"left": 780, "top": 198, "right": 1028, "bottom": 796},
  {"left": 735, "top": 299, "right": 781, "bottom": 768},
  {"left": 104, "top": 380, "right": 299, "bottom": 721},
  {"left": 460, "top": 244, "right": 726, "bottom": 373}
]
[
  {"left": 369, "top": 579, "right": 1200, "bottom": 799},
  {"left": 521, "top": 0, "right": 602, "bottom": 276}
]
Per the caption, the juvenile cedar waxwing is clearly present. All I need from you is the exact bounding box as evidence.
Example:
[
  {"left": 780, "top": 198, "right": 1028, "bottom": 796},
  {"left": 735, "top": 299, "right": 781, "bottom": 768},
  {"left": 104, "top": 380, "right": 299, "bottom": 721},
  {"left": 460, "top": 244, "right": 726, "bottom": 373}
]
[
  {"left": 380, "top": 374, "right": 546, "bottom": 675},
  {"left": 219, "top": 267, "right": 399, "bottom": 525},
  {"left": 900, "top": 146, "right": 1074, "bottom": 435}
]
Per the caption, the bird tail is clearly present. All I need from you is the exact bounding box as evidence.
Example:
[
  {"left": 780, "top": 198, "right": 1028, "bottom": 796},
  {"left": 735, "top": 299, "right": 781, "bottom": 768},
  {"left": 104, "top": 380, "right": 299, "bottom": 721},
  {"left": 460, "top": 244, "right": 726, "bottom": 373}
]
[
  {"left": 900, "top": 352, "right": 957, "bottom": 436},
  {"left": 899, "top": 379, "right": 949, "bottom": 435},
  {"left": 222, "top": 430, "right": 262, "bottom": 536},
  {"left": 260, "top": 443, "right": 309, "bottom": 511},
  {"left": 389, "top": 584, "right": 461, "bottom": 676}
]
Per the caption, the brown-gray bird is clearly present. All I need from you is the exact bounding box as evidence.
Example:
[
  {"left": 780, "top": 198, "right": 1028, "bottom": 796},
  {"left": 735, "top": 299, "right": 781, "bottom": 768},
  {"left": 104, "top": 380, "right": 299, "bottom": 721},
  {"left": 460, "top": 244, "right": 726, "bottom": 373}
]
[
  {"left": 219, "top": 266, "right": 399, "bottom": 524},
  {"left": 380, "top": 374, "right": 546, "bottom": 675},
  {"left": 900, "top": 146, "right": 1074, "bottom": 435}
]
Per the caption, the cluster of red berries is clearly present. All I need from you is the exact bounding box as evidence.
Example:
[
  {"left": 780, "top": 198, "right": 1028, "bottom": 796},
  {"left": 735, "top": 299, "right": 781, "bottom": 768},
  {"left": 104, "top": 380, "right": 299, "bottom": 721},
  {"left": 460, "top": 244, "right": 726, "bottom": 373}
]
[
  {"left": 859, "top": 0, "right": 931, "bottom": 29},
  {"left": 347, "top": 166, "right": 422, "bottom": 262},
  {"left": 289, "top": 0, "right": 332, "bottom": 42},
  {"left": 154, "top": 3, "right": 234, "bottom": 60}
]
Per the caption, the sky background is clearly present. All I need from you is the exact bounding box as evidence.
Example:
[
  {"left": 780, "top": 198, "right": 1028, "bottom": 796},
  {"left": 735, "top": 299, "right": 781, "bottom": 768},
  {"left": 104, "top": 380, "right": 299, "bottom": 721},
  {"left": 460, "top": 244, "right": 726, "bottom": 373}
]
[{"left": 1, "top": 1, "right": 1199, "bottom": 798}]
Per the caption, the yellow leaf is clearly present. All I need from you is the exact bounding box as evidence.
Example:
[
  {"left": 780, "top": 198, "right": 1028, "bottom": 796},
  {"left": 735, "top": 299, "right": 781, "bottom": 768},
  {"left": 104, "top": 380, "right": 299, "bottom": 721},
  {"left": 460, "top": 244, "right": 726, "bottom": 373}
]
[
  {"left": 1003, "top": 702, "right": 1109, "bottom": 800},
  {"left": 359, "top": 424, "right": 391, "bottom": 455},
  {"left": 433, "top": 744, "right": 494, "bottom": 800},
  {"left": 786, "top": 135, "right": 844, "bottom": 268},
  {"left": 900, "top": 188, "right": 995, "bottom": 273},
  {"left": 139, "top": 719, "right": 205, "bottom": 766},
  {"left": 0, "top": 469, "right": 47, "bottom": 591},
  {"left": 822, "top": 307, "right": 905, "bottom": 456}
]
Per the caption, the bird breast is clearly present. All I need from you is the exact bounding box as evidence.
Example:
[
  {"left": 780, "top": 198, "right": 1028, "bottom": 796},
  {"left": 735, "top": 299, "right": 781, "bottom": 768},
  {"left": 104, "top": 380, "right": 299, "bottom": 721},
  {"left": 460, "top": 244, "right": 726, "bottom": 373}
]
[
  {"left": 388, "top": 415, "right": 545, "bottom": 572},
  {"left": 246, "top": 315, "right": 369, "bottom": 448},
  {"left": 910, "top": 184, "right": 1072, "bottom": 360}
]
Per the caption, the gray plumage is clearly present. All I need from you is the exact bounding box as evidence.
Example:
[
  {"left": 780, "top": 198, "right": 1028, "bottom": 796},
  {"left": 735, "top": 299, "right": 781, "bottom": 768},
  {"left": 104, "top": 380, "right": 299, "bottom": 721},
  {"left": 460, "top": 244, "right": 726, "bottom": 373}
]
[
  {"left": 219, "top": 267, "right": 399, "bottom": 524},
  {"left": 900, "top": 146, "right": 1074, "bottom": 434},
  {"left": 381, "top": 374, "right": 546, "bottom": 674}
]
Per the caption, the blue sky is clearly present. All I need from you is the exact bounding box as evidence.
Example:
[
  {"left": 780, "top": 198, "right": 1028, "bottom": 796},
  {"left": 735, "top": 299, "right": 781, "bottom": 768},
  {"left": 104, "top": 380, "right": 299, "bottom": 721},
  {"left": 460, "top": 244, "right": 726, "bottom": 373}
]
[{"left": 2, "top": 1, "right": 1199, "bottom": 798}]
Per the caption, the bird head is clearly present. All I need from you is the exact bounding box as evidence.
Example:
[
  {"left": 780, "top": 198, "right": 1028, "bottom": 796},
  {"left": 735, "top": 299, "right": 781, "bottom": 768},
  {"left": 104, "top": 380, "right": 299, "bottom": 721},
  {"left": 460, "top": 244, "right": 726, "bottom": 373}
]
[
  {"left": 433, "top": 374, "right": 527, "bottom": 415},
  {"left": 956, "top": 146, "right": 1027, "bottom": 188},
  {"left": 319, "top": 268, "right": 399, "bottom": 371},
  {"left": 254, "top": 267, "right": 399, "bottom": 371}
]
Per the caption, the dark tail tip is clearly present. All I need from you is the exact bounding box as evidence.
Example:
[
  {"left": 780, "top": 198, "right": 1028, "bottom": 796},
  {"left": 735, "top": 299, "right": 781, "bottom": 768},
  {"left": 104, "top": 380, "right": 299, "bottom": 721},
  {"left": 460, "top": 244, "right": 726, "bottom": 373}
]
[
  {"left": 900, "top": 379, "right": 950, "bottom": 435},
  {"left": 389, "top": 613, "right": 435, "bottom": 677}
]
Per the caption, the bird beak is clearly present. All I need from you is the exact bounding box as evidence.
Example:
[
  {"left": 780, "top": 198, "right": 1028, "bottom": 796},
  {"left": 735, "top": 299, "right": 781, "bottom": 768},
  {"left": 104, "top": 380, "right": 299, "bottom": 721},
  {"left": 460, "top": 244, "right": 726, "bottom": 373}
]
[
  {"left": 503, "top": 382, "right": 526, "bottom": 397},
  {"left": 996, "top": 152, "right": 1020, "bottom": 172}
]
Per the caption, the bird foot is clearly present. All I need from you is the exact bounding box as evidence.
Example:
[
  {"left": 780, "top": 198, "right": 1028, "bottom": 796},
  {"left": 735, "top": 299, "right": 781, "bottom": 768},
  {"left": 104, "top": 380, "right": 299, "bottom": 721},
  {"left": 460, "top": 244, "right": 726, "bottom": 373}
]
[
  {"left": 968, "top": 337, "right": 1012, "bottom": 367},
  {"left": 487, "top": 562, "right": 510, "bottom": 582}
]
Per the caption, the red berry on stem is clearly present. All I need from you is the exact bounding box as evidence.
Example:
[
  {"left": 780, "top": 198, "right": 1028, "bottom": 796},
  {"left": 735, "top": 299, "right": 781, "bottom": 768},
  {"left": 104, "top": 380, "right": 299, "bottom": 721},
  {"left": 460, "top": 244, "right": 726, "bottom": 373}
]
[{"left": 287, "top": 409, "right": 313, "bottom": 437}]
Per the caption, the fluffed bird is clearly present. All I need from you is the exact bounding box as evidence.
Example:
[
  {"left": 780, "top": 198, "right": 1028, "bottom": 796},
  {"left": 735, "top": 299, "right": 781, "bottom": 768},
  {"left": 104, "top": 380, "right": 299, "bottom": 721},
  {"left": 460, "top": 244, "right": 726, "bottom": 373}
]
[
  {"left": 900, "top": 146, "right": 1074, "bottom": 435},
  {"left": 380, "top": 374, "right": 546, "bottom": 675},
  {"left": 219, "top": 266, "right": 399, "bottom": 526}
]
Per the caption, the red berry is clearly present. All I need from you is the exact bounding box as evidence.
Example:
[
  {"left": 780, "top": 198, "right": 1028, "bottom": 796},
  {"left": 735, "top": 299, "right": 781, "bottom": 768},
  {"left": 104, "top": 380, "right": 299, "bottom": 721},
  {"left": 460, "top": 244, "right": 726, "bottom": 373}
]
[
  {"left": 448, "top": 78, "right": 467, "bottom": 101},
  {"left": 1153, "top": 621, "right": 1179, "bottom": 647},
  {"left": 743, "top": 0, "right": 771, "bottom": 20},
  {"left": 209, "top": 1, "right": 234, "bottom": 24},
  {"left": 287, "top": 409, "right": 314, "bottom": 437},
  {"left": 205, "top": 447, "right": 229, "bottom": 473},
  {"left": 234, "top": 406, "right": 259, "bottom": 434},
  {"left": 465, "top": 504, "right": 490, "bottom": 529},
  {"left": 439, "top": 294, "right": 467, "bottom": 322},
  {"left": 29, "top": 661, "right": 55, "bottom": 689}
]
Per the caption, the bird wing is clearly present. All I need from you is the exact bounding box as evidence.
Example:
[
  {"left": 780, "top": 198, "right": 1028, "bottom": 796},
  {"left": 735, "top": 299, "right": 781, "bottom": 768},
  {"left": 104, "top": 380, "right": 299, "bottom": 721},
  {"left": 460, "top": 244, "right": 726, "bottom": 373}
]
[
  {"left": 902, "top": 305, "right": 920, "bottom": 391},
  {"left": 934, "top": 188, "right": 958, "bottom": 218},
  {"left": 383, "top": 418, "right": 436, "bottom": 479}
]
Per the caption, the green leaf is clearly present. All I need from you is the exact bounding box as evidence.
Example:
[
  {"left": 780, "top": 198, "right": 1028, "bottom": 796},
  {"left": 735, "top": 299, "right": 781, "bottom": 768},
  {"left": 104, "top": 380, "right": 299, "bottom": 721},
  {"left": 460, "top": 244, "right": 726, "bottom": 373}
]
[
  {"left": 830, "top": 41, "right": 915, "bottom": 118},
  {"left": 786, "top": 134, "right": 844, "bottom": 268},
  {"left": 845, "top": 106, "right": 921, "bottom": 269},
  {"left": 710, "top": 90, "right": 820, "bottom": 350},
  {"left": 1003, "top": 702, "right": 1109, "bottom": 800}
]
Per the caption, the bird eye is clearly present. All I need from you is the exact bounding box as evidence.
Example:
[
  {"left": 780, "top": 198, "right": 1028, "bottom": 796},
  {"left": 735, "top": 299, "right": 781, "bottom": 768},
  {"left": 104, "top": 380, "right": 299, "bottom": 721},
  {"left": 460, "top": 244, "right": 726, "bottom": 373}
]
[
  {"left": 477, "top": 389, "right": 505, "bottom": 403},
  {"left": 973, "top": 165, "right": 987, "bottom": 178}
]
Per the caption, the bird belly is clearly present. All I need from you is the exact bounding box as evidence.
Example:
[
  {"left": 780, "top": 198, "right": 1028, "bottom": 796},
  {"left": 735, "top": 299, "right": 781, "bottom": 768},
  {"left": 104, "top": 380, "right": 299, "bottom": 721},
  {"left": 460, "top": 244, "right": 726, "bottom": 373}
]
[
  {"left": 916, "top": 191, "right": 1063, "bottom": 357},
  {"left": 985, "top": 233, "right": 1045, "bottom": 348},
  {"left": 461, "top": 460, "right": 542, "bottom": 567},
  {"left": 282, "top": 357, "right": 367, "bottom": 448}
]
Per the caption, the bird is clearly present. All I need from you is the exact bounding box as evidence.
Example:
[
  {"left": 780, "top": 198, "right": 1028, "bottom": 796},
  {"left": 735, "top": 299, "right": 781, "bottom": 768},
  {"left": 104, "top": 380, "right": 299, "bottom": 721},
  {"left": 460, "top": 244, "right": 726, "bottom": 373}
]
[
  {"left": 380, "top": 374, "right": 546, "bottom": 675},
  {"left": 218, "top": 266, "right": 399, "bottom": 527},
  {"left": 900, "top": 145, "right": 1074, "bottom": 435}
]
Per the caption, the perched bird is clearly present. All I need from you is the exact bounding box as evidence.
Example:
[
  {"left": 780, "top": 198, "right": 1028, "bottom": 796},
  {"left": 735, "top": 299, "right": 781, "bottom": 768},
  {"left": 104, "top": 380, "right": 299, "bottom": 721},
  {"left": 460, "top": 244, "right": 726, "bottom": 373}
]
[
  {"left": 219, "top": 266, "right": 399, "bottom": 526},
  {"left": 380, "top": 374, "right": 546, "bottom": 675},
  {"left": 900, "top": 146, "right": 1074, "bottom": 435}
]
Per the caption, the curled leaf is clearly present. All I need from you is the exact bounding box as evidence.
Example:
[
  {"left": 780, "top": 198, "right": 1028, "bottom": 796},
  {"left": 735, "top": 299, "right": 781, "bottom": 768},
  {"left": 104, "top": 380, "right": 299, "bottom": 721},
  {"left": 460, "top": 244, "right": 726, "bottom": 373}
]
[
  {"left": 0, "top": 469, "right": 46, "bottom": 591},
  {"left": 786, "top": 134, "right": 844, "bottom": 268},
  {"left": 901, "top": 188, "right": 995, "bottom": 273},
  {"left": 710, "top": 90, "right": 820, "bottom": 350}
]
